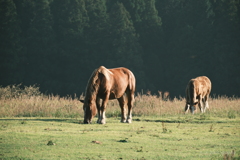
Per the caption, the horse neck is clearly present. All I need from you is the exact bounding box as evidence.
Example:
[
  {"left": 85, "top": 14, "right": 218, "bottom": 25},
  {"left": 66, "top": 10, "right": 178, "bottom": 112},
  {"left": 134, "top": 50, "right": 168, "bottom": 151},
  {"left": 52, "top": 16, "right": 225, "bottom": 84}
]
[
  {"left": 189, "top": 81, "right": 197, "bottom": 103},
  {"left": 86, "top": 77, "right": 100, "bottom": 103}
]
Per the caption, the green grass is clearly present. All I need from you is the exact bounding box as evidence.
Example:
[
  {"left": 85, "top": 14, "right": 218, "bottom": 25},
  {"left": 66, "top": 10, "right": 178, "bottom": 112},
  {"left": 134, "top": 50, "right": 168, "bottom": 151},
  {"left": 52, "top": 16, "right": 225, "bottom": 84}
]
[
  {"left": 0, "top": 85, "right": 240, "bottom": 159},
  {"left": 0, "top": 116, "right": 240, "bottom": 160}
]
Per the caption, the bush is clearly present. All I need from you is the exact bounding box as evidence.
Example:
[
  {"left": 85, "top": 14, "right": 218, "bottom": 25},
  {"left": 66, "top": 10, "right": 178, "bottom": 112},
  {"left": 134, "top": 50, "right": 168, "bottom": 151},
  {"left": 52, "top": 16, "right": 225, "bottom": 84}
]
[{"left": 0, "top": 84, "right": 41, "bottom": 99}]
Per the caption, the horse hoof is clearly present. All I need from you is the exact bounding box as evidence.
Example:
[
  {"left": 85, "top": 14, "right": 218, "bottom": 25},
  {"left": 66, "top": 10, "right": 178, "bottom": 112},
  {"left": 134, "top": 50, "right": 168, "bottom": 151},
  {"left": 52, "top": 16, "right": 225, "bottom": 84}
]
[
  {"left": 84, "top": 120, "right": 91, "bottom": 124},
  {"left": 100, "top": 120, "right": 106, "bottom": 124},
  {"left": 127, "top": 120, "right": 132, "bottom": 123}
]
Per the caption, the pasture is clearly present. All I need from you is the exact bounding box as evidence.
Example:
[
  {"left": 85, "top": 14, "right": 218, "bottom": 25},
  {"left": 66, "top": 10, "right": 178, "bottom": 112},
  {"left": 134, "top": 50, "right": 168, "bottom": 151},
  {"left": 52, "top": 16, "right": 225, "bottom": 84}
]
[
  {"left": 1, "top": 117, "right": 240, "bottom": 159},
  {"left": 0, "top": 85, "right": 240, "bottom": 159}
]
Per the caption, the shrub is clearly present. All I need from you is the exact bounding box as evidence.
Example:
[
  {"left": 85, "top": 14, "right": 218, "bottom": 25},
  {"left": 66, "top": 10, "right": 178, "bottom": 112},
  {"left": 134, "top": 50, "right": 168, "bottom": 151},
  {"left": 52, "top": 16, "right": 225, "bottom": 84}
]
[{"left": 0, "top": 84, "right": 41, "bottom": 99}]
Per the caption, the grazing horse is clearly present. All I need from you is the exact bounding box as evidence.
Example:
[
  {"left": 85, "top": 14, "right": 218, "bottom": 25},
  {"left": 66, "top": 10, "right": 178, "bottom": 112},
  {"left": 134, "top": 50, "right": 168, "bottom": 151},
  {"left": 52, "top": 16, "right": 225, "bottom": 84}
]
[
  {"left": 185, "top": 76, "right": 211, "bottom": 114},
  {"left": 80, "top": 66, "right": 136, "bottom": 124}
]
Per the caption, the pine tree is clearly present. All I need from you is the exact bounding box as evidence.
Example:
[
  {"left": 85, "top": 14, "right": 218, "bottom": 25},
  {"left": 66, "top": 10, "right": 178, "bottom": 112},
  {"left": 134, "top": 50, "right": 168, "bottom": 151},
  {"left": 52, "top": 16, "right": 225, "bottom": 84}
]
[
  {"left": 108, "top": 2, "right": 146, "bottom": 89},
  {"left": 154, "top": 1, "right": 217, "bottom": 95},
  {"left": 22, "top": 0, "right": 55, "bottom": 92},
  {"left": 51, "top": 0, "right": 88, "bottom": 94},
  {"left": 84, "top": 0, "right": 110, "bottom": 68},
  {"left": 210, "top": 0, "right": 240, "bottom": 95},
  {"left": 121, "top": 0, "right": 164, "bottom": 91},
  {"left": 0, "top": 0, "right": 20, "bottom": 85}
]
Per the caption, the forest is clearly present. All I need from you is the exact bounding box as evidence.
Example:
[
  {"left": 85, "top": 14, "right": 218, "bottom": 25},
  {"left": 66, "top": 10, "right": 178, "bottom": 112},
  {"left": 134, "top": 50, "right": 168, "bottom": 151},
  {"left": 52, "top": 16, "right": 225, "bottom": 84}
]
[{"left": 0, "top": 0, "right": 239, "bottom": 98}]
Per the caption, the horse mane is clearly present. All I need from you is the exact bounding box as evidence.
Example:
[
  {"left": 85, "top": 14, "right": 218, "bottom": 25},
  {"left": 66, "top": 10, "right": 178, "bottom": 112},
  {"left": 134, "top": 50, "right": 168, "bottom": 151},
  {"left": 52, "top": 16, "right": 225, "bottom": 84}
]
[
  {"left": 98, "top": 66, "right": 113, "bottom": 81},
  {"left": 188, "top": 79, "right": 196, "bottom": 104},
  {"left": 85, "top": 66, "right": 113, "bottom": 99}
]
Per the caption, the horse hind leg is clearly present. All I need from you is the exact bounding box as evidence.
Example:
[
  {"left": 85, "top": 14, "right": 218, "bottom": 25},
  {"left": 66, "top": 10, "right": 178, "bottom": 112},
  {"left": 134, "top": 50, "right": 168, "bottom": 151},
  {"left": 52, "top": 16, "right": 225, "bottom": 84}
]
[
  {"left": 202, "top": 99, "right": 206, "bottom": 113},
  {"left": 117, "top": 95, "right": 127, "bottom": 123},
  {"left": 198, "top": 96, "right": 204, "bottom": 113},
  {"left": 126, "top": 92, "right": 134, "bottom": 123},
  {"left": 205, "top": 100, "right": 209, "bottom": 110},
  {"left": 203, "top": 96, "right": 209, "bottom": 113}
]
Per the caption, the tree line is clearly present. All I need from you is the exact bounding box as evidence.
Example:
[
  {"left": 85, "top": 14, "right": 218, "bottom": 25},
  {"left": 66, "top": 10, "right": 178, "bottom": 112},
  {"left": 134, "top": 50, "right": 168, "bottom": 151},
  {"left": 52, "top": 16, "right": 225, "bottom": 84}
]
[{"left": 0, "top": 0, "right": 239, "bottom": 97}]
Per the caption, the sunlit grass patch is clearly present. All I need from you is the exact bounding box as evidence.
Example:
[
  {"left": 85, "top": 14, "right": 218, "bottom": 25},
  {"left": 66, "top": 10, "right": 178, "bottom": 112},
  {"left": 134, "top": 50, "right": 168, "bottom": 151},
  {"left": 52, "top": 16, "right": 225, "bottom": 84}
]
[{"left": 0, "top": 117, "right": 240, "bottom": 159}]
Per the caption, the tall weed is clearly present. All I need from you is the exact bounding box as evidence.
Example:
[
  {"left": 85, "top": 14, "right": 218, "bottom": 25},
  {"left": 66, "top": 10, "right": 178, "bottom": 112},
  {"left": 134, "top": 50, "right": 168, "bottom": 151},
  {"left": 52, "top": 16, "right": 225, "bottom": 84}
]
[{"left": 0, "top": 85, "right": 239, "bottom": 118}]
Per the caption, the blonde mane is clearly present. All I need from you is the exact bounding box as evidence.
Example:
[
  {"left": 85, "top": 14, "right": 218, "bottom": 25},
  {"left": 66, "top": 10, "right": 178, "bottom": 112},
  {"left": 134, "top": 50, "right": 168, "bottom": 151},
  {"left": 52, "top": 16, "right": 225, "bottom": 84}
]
[
  {"left": 85, "top": 66, "right": 113, "bottom": 99},
  {"left": 98, "top": 66, "right": 113, "bottom": 81}
]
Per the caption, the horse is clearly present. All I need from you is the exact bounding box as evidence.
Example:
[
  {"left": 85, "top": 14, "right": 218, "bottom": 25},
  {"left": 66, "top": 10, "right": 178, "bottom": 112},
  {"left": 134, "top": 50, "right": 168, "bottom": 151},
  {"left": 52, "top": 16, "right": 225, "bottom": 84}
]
[
  {"left": 80, "top": 66, "right": 136, "bottom": 124},
  {"left": 185, "top": 76, "right": 211, "bottom": 114}
]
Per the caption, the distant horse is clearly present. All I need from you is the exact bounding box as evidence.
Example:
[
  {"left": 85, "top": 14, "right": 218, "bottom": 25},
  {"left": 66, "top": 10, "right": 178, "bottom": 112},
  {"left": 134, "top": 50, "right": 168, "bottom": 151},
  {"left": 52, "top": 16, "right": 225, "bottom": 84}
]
[
  {"left": 185, "top": 76, "right": 211, "bottom": 114},
  {"left": 80, "top": 66, "right": 136, "bottom": 124}
]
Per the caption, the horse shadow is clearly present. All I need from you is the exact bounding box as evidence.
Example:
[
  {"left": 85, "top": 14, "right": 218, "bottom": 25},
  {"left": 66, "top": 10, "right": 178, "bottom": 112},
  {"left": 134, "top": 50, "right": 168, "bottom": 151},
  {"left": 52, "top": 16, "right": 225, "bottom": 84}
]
[{"left": 0, "top": 118, "right": 83, "bottom": 124}]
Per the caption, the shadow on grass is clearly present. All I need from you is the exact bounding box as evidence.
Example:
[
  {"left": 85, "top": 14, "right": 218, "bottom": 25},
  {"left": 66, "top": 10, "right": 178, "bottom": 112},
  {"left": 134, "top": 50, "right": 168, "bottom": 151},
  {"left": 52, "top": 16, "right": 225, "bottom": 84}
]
[
  {"left": 0, "top": 116, "right": 238, "bottom": 124},
  {"left": 0, "top": 118, "right": 84, "bottom": 124},
  {"left": 133, "top": 117, "right": 237, "bottom": 124}
]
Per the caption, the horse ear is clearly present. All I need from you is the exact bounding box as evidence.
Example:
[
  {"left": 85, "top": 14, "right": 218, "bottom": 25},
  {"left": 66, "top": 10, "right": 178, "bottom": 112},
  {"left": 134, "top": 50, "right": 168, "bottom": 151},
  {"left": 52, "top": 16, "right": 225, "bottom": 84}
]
[{"left": 79, "top": 99, "right": 84, "bottom": 103}]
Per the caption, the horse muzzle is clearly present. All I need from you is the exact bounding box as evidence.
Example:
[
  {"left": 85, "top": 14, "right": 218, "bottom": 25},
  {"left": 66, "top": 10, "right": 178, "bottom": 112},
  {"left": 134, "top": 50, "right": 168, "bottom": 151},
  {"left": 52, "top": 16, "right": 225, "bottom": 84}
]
[
  {"left": 190, "top": 106, "right": 196, "bottom": 114},
  {"left": 83, "top": 119, "right": 91, "bottom": 124}
]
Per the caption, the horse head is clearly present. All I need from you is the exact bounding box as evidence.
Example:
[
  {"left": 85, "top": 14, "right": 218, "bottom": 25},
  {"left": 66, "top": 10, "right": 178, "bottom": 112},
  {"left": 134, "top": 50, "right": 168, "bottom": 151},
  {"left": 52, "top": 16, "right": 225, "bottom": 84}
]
[
  {"left": 190, "top": 102, "right": 198, "bottom": 114},
  {"left": 80, "top": 99, "right": 97, "bottom": 124}
]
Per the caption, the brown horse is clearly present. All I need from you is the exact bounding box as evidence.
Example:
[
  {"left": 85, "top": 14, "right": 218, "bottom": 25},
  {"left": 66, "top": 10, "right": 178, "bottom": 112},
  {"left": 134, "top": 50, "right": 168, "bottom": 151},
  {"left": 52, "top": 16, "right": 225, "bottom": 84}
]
[
  {"left": 80, "top": 66, "right": 136, "bottom": 124},
  {"left": 185, "top": 76, "right": 211, "bottom": 114}
]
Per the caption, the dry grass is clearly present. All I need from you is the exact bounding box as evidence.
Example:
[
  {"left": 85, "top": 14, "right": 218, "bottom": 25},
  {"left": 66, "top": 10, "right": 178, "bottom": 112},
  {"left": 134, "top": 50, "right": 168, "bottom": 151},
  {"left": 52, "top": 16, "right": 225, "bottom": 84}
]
[
  {"left": 0, "top": 95, "right": 82, "bottom": 118},
  {"left": 0, "top": 85, "right": 239, "bottom": 118},
  {"left": 107, "top": 93, "right": 240, "bottom": 118},
  {"left": 0, "top": 85, "right": 82, "bottom": 118}
]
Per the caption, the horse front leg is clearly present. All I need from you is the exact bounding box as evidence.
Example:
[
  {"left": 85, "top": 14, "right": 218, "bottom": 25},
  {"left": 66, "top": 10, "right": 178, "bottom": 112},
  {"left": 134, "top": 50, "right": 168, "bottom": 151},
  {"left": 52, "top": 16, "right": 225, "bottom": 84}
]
[
  {"left": 198, "top": 96, "right": 204, "bottom": 113},
  {"left": 202, "top": 96, "right": 209, "bottom": 113},
  {"left": 100, "top": 93, "right": 110, "bottom": 124},
  {"left": 96, "top": 98, "right": 101, "bottom": 124}
]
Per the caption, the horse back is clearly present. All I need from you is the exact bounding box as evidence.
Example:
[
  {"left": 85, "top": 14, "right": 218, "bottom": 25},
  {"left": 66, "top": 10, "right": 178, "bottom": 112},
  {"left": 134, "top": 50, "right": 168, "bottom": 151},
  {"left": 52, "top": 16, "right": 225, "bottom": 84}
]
[
  {"left": 186, "top": 76, "right": 211, "bottom": 104},
  {"left": 109, "top": 67, "right": 136, "bottom": 92},
  {"left": 97, "top": 67, "right": 135, "bottom": 99},
  {"left": 195, "top": 76, "right": 211, "bottom": 96}
]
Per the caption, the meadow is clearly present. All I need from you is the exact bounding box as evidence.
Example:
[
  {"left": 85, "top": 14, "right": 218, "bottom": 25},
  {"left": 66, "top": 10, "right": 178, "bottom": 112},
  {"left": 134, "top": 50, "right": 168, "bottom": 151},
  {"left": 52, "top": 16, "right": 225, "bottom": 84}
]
[{"left": 0, "top": 85, "right": 240, "bottom": 159}]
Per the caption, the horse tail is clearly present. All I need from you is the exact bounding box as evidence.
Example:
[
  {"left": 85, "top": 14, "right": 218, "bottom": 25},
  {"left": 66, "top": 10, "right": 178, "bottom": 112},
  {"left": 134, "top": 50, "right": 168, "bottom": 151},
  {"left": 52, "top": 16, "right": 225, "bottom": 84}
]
[
  {"left": 128, "top": 70, "right": 136, "bottom": 92},
  {"left": 203, "top": 76, "right": 212, "bottom": 94}
]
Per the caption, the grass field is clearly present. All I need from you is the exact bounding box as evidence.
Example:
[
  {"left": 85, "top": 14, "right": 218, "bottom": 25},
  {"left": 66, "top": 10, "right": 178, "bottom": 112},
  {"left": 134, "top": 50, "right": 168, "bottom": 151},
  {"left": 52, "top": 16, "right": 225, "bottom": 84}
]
[
  {"left": 0, "top": 85, "right": 240, "bottom": 159},
  {"left": 1, "top": 116, "right": 240, "bottom": 160}
]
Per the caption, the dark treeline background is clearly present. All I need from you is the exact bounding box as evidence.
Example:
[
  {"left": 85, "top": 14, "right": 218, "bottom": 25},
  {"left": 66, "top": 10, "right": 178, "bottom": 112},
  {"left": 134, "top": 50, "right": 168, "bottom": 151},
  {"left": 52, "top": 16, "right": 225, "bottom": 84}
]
[{"left": 0, "top": 0, "right": 240, "bottom": 97}]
